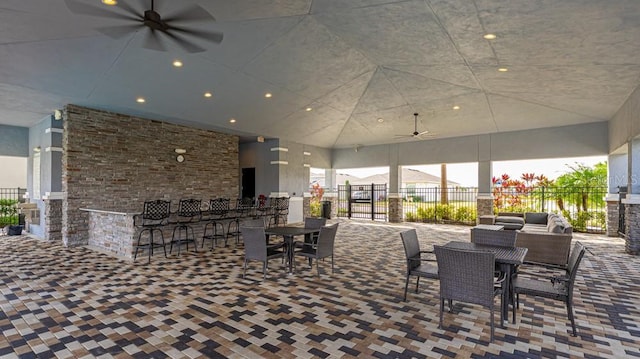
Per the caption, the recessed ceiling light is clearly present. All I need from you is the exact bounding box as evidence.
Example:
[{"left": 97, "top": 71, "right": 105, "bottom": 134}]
[
  {"left": 483, "top": 33, "right": 496, "bottom": 40},
  {"left": 305, "top": 107, "right": 312, "bottom": 112},
  {"left": 102, "top": 0, "right": 117, "bottom": 5},
  {"left": 204, "top": 92, "right": 212, "bottom": 98},
  {"left": 377, "top": 118, "right": 384, "bottom": 123},
  {"left": 229, "top": 118, "right": 236, "bottom": 123},
  {"left": 264, "top": 93, "right": 272, "bottom": 98},
  {"left": 172, "top": 60, "right": 183, "bottom": 67},
  {"left": 452, "top": 105, "right": 460, "bottom": 110},
  {"left": 136, "top": 97, "right": 145, "bottom": 103},
  {"left": 498, "top": 67, "right": 508, "bottom": 72}
]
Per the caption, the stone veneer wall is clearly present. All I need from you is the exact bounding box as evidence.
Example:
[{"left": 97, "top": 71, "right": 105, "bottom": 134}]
[
  {"left": 624, "top": 204, "right": 640, "bottom": 255},
  {"left": 44, "top": 199, "right": 62, "bottom": 242},
  {"left": 62, "top": 105, "right": 239, "bottom": 247},
  {"left": 476, "top": 197, "right": 494, "bottom": 218},
  {"left": 388, "top": 197, "right": 402, "bottom": 223},
  {"left": 87, "top": 212, "right": 136, "bottom": 257},
  {"left": 303, "top": 197, "right": 311, "bottom": 218},
  {"left": 606, "top": 200, "right": 619, "bottom": 237}
]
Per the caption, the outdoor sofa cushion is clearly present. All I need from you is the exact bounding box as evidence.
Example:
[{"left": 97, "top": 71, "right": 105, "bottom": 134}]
[{"left": 525, "top": 212, "right": 548, "bottom": 224}]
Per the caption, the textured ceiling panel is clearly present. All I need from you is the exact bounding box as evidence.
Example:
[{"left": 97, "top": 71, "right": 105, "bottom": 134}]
[{"left": 0, "top": 0, "right": 638, "bottom": 147}]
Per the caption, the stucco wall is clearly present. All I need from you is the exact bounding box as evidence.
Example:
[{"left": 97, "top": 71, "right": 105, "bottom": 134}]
[{"left": 333, "top": 121, "right": 608, "bottom": 169}]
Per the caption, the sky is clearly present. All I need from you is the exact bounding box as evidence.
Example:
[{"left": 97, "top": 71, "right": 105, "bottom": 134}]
[{"left": 331, "top": 155, "right": 607, "bottom": 187}]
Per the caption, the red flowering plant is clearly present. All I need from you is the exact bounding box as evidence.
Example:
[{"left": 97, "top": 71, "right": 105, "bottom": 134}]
[
  {"left": 309, "top": 183, "right": 324, "bottom": 217},
  {"left": 492, "top": 172, "right": 553, "bottom": 213}
]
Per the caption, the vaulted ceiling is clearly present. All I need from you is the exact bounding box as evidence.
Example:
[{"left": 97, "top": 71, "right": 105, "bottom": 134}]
[{"left": 1, "top": 0, "right": 639, "bottom": 148}]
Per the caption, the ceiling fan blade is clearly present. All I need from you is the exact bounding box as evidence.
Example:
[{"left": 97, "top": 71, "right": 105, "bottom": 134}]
[
  {"left": 95, "top": 24, "right": 144, "bottom": 39},
  {"left": 142, "top": 28, "right": 166, "bottom": 52},
  {"left": 416, "top": 130, "right": 431, "bottom": 136},
  {"left": 163, "top": 4, "right": 216, "bottom": 23},
  {"left": 161, "top": 30, "right": 207, "bottom": 53},
  {"left": 64, "top": 0, "right": 140, "bottom": 22},
  {"left": 168, "top": 25, "right": 224, "bottom": 44}
]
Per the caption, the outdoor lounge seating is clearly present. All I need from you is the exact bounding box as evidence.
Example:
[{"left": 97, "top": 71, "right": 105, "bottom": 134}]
[{"left": 516, "top": 212, "right": 573, "bottom": 267}]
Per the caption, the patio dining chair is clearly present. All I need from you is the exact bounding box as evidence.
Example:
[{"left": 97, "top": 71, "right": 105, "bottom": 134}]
[
  {"left": 470, "top": 228, "right": 517, "bottom": 247},
  {"left": 434, "top": 245, "right": 505, "bottom": 342},
  {"left": 241, "top": 226, "right": 285, "bottom": 280},
  {"left": 400, "top": 229, "right": 439, "bottom": 301},
  {"left": 293, "top": 223, "right": 339, "bottom": 276},
  {"left": 511, "top": 241, "right": 586, "bottom": 336}
]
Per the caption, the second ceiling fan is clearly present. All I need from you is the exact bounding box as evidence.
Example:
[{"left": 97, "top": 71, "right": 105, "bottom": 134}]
[
  {"left": 395, "top": 113, "right": 433, "bottom": 139},
  {"left": 65, "top": 0, "right": 224, "bottom": 53}
]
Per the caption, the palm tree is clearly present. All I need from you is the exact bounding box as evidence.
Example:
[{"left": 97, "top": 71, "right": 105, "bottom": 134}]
[
  {"left": 440, "top": 163, "right": 448, "bottom": 204},
  {"left": 554, "top": 162, "right": 607, "bottom": 212}
]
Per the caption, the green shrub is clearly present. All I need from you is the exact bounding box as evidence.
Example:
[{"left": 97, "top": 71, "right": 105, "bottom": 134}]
[
  {"left": 405, "top": 212, "right": 416, "bottom": 222},
  {"left": 0, "top": 215, "right": 18, "bottom": 227},
  {"left": 454, "top": 206, "right": 477, "bottom": 223},
  {"left": 310, "top": 200, "right": 321, "bottom": 217}
]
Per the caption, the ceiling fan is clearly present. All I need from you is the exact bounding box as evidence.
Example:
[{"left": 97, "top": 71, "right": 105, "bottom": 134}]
[
  {"left": 64, "top": 0, "right": 223, "bottom": 53},
  {"left": 395, "top": 113, "right": 433, "bottom": 139}
]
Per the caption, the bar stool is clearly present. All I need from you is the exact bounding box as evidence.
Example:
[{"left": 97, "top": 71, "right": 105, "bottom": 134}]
[
  {"left": 133, "top": 200, "right": 171, "bottom": 264},
  {"left": 202, "top": 198, "right": 229, "bottom": 250},
  {"left": 169, "top": 198, "right": 202, "bottom": 256}
]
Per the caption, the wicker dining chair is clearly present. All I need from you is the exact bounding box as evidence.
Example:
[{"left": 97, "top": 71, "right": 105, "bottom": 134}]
[
  {"left": 293, "top": 223, "right": 339, "bottom": 276},
  {"left": 470, "top": 228, "right": 517, "bottom": 247},
  {"left": 241, "top": 226, "right": 285, "bottom": 280},
  {"left": 511, "top": 241, "right": 586, "bottom": 336},
  {"left": 400, "top": 229, "right": 439, "bottom": 301},
  {"left": 434, "top": 245, "right": 505, "bottom": 342}
]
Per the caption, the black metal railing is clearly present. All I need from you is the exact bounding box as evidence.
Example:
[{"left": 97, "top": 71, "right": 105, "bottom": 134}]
[
  {"left": 400, "top": 186, "right": 608, "bottom": 233},
  {"left": 492, "top": 185, "right": 607, "bottom": 233},
  {"left": 401, "top": 187, "right": 478, "bottom": 225},
  {"left": 0, "top": 188, "right": 26, "bottom": 226}
]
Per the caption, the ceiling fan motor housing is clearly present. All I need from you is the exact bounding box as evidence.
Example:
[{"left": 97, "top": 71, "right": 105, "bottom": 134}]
[{"left": 144, "top": 10, "right": 168, "bottom": 31}]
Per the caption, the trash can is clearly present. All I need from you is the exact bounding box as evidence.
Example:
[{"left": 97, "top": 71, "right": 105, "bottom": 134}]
[{"left": 321, "top": 200, "right": 331, "bottom": 219}]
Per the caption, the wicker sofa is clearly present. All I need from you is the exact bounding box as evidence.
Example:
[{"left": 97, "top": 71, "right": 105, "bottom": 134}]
[{"left": 515, "top": 212, "right": 573, "bottom": 267}]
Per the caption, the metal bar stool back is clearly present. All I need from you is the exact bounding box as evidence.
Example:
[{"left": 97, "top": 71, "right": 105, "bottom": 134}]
[
  {"left": 169, "top": 198, "right": 202, "bottom": 256},
  {"left": 134, "top": 200, "right": 171, "bottom": 263},
  {"left": 202, "top": 198, "right": 229, "bottom": 250}
]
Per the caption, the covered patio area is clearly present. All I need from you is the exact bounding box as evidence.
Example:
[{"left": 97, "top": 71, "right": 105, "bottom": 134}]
[{"left": 0, "top": 220, "right": 637, "bottom": 358}]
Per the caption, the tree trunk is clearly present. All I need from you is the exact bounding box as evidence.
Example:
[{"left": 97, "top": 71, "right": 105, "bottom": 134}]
[{"left": 440, "top": 163, "right": 448, "bottom": 204}]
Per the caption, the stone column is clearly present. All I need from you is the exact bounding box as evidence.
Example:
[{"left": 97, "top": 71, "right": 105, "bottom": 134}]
[
  {"left": 605, "top": 194, "right": 620, "bottom": 237},
  {"left": 623, "top": 194, "right": 640, "bottom": 255},
  {"left": 476, "top": 194, "right": 494, "bottom": 220},
  {"left": 303, "top": 194, "right": 311, "bottom": 218},
  {"left": 44, "top": 199, "right": 62, "bottom": 242},
  {"left": 388, "top": 194, "right": 402, "bottom": 223}
]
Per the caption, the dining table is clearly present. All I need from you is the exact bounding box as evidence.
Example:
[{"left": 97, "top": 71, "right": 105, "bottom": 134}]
[
  {"left": 264, "top": 226, "right": 320, "bottom": 274},
  {"left": 443, "top": 241, "right": 528, "bottom": 324}
]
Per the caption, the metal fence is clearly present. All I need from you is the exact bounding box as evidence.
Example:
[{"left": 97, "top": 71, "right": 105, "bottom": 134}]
[
  {"left": 401, "top": 186, "right": 608, "bottom": 233},
  {"left": 492, "top": 186, "right": 607, "bottom": 233},
  {"left": 0, "top": 188, "right": 26, "bottom": 226},
  {"left": 401, "top": 187, "right": 478, "bottom": 225}
]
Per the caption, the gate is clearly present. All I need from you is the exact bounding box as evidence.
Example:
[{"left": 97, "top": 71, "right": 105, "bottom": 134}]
[
  {"left": 619, "top": 186, "right": 627, "bottom": 235},
  {"left": 337, "top": 183, "right": 387, "bottom": 221}
]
